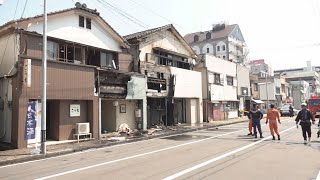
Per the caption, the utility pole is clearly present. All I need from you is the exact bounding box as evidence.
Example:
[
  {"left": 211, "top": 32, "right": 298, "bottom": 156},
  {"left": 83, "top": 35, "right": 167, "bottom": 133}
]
[
  {"left": 265, "top": 72, "right": 269, "bottom": 110},
  {"left": 41, "top": 0, "right": 47, "bottom": 155}
]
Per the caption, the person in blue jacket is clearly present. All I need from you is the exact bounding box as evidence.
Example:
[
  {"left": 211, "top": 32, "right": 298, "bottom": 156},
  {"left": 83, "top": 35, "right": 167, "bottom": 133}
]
[{"left": 249, "top": 104, "right": 264, "bottom": 138}]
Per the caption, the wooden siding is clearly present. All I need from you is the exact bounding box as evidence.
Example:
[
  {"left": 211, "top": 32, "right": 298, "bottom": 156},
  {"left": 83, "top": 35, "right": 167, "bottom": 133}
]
[
  {"left": 11, "top": 58, "right": 98, "bottom": 148},
  {"left": 118, "top": 53, "right": 133, "bottom": 72}
]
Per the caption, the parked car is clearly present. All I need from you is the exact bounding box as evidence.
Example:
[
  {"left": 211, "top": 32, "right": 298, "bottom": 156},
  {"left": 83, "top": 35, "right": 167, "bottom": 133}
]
[{"left": 279, "top": 105, "right": 298, "bottom": 116}]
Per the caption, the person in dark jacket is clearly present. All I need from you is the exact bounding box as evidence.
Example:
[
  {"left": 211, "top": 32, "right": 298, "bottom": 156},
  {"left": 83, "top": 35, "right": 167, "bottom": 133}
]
[
  {"left": 289, "top": 105, "right": 294, "bottom": 117},
  {"left": 249, "top": 104, "right": 264, "bottom": 138},
  {"left": 295, "top": 103, "right": 315, "bottom": 144}
]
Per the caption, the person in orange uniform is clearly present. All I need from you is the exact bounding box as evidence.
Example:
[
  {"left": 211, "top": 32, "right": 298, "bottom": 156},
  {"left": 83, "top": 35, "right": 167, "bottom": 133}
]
[{"left": 266, "top": 104, "right": 281, "bottom": 140}]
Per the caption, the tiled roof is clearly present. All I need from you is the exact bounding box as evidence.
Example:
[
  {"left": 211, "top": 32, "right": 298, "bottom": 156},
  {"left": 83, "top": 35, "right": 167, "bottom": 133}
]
[
  {"left": 124, "top": 24, "right": 173, "bottom": 40},
  {"left": 124, "top": 24, "right": 196, "bottom": 57},
  {"left": 183, "top": 24, "right": 237, "bottom": 44},
  {"left": 0, "top": 5, "right": 128, "bottom": 47}
]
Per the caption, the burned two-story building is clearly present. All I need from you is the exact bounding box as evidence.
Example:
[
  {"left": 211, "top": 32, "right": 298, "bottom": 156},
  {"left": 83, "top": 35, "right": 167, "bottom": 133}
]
[
  {"left": 124, "top": 24, "right": 203, "bottom": 127},
  {"left": 0, "top": 5, "right": 145, "bottom": 149}
]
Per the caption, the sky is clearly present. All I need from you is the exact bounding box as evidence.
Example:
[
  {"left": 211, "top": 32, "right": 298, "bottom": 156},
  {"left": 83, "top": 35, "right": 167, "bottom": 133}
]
[{"left": 1, "top": 0, "right": 320, "bottom": 70}]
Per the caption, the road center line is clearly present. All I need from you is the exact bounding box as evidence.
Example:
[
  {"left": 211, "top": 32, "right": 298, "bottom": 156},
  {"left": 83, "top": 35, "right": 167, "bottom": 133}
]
[
  {"left": 162, "top": 126, "right": 296, "bottom": 180},
  {"left": 35, "top": 128, "right": 247, "bottom": 180}
]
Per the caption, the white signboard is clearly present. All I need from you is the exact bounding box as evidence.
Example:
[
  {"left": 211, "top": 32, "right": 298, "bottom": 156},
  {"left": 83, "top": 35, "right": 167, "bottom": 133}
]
[{"left": 70, "top": 104, "right": 80, "bottom": 117}]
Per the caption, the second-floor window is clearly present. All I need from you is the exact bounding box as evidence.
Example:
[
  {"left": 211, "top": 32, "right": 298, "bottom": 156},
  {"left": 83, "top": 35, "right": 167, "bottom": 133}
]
[
  {"left": 222, "top": 45, "right": 226, "bottom": 51},
  {"left": 79, "top": 15, "right": 91, "bottom": 29},
  {"left": 151, "top": 49, "right": 190, "bottom": 70},
  {"left": 79, "top": 16, "right": 85, "bottom": 27},
  {"left": 227, "top": 76, "right": 233, "bottom": 86},
  {"left": 207, "top": 48, "right": 210, "bottom": 53},
  {"left": 217, "top": 46, "right": 220, "bottom": 51},
  {"left": 86, "top": 18, "right": 91, "bottom": 29},
  {"left": 276, "top": 87, "right": 281, "bottom": 94},
  {"left": 214, "top": 73, "right": 221, "bottom": 84}
]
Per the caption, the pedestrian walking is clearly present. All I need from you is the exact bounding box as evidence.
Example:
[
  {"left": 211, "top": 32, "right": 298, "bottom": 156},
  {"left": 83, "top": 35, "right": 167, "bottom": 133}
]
[
  {"left": 295, "top": 103, "right": 315, "bottom": 144},
  {"left": 249, "top": 104, "right": 264, "bottom": 138},
  {"left": 289, "top": 105, "right": 294, "bottom": 117},
  {"left": 266, "top": 104, "right": 281, "bottom": 140}
]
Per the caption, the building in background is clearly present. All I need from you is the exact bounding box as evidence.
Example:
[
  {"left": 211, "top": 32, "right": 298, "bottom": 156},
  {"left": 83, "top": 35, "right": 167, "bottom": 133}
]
[
  {"left": 274, "top": 61, "right": 320, "bottom": 97},
  {"left": 249, "top": 59, "right": 273, "bottom": 77},
  {"left": 184, "top": 23, "right": 249, "bottom": 65},
  {"left": 195, "top": 54, "right": 238, "bottom": 121}
]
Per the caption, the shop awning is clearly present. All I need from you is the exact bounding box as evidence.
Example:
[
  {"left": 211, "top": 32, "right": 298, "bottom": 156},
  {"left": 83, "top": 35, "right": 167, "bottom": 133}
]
[{"left": 252, "top": 99, "right": 265, "bottom": 104}]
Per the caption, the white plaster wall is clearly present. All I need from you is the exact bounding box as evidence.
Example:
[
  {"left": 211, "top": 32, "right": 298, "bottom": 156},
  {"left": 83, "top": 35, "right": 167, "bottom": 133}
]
[
  {"left": 27, "top": 13, "right": 122, "bottom": 52},
  {"left": 192, "top": 46, "right": 201, "bottom": 54},
  {"left": 205, "top": 54, "right": 237, "bottom": 101},
  {"left": 125, "top": 75, "right": 147, "bottom": 130},
  {"left": 202, "top": 43, "right": 214, "bottom": 54},
  {"left": 237, "top": 64, "right": 251, "bottom": 95},
  {"left": 186, "top": 98, "right": 203, "bottom": 125},
  {"left": 259, "top": 82, "right": 276, "bottom": 100},
  {"left": 205, "top": 54, "right": 236, "bottom": 76},
  {"left": 139, "top": 30, "right": 192, "bottom": 62},
  {"left": 0, "top": 34, "right": 18, "bottom": 77},
  {"left": 210, "top": 84, "right": 237, "bottom": 101},
  {"left": 170, "top": 67, "right": 202, "bottom": 99},
  {"left": 126, "top": 76, "right": 147, "bottom": 100},
  {"left": 116, "top": 100, "right": 136, "bottom": 130}
]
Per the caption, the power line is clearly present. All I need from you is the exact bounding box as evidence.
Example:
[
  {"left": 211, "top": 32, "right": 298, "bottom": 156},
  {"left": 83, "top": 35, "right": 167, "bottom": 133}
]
[
  {"left": 21, "top": 0, "right": 28, "bottom": 18},
  {"left": 97, "top": 0, "right": 149, "bottom": 29},
  {"left": 93, "top": 0, "right": 139, "bottom": 32},
  {"left": 127, "top": 0, "right": 186, "bottom": 30}
]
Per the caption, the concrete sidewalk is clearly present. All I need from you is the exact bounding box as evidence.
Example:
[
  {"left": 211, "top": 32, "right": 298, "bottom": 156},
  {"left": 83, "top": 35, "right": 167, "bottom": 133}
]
[{"left": 0, "top": 116, "right": 252, "bottom": 166}]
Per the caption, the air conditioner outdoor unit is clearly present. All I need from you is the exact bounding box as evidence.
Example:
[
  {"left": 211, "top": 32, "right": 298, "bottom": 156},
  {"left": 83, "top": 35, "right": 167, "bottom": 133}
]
[{"left": 76, "top": 122, "right": 90, "bottom": 134}]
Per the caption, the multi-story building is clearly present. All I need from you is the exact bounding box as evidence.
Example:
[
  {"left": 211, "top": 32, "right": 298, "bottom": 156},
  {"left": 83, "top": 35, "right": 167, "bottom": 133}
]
[
  {"left": 249, "top": 59, "right": 273, "bottom": 77},
  {"left": 195, "top": 54, "right": 238, "bottom": 121},
  {"left": 125, "top": 24, "right": 203, "bottom": 126},
  {"left": 0, "top": 5, "right": 146, "bottom": 148},
  {"left": 258, "top": 76, "right": 286, "bottom": 111},
  {"left": 184, "top": 23, "right": 248, "bottom": 65},
  {"left": 274, "top": 61, "right": 320, "bottom": 96}
]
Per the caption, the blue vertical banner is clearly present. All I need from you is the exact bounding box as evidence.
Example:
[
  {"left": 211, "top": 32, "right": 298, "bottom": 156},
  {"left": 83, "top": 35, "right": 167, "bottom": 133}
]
[{"left": 25, "top": 101, "right": 37, "bottom": 140}]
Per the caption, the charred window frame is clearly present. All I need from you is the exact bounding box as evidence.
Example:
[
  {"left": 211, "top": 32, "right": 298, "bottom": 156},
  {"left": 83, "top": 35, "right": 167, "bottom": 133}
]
[{"left": 152, "top": 50, "right": 191, "bottom": 70}]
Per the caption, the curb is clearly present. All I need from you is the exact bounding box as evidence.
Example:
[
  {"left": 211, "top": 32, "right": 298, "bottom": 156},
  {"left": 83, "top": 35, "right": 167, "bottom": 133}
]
[{"left": 0, "top": 119, "right": 249, "bottom": 166}]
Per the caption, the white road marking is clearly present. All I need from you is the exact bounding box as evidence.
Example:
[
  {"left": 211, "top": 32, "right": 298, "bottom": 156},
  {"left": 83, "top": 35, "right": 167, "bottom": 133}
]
[
  {"left": 0, "top": 121, "right": 253, "bottom": 169},
  {"left": 162, "top": 126, "right": 296, "bottom": 180},
  {"left": 34, "top": 128, "right": 246, "bottom": 180},
  {"left": 316, "top": 170, "right": 320, "bottom": 180},
  {"left": 0, "top": 118, "right": 292, "bottom": 170}
]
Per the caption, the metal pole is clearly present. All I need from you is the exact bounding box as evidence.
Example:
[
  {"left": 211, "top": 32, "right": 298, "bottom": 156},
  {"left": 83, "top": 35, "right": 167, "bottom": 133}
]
[
  {"left": 98, "top": 98, "right": 101, "bottom": 139},
  {"left": 165, "top": 98, "right": 168, "bottom": 127},
  {"left": 41, "top": 0, "right": 47, "bottom": 155},
  {"left": 265, "top": 72, "right": 269, "bottom": 110}
]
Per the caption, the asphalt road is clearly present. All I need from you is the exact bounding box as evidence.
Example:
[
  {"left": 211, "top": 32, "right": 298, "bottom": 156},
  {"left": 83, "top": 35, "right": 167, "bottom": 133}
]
[{"left": 0, "top": 117, "right": 320, "bottom": 180}]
